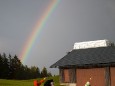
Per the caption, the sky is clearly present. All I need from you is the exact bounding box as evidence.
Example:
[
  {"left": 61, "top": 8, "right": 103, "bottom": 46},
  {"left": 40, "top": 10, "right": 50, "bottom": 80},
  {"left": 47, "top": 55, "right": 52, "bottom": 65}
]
[{"left": 0, "top": 0, "right": 115, "bottom": 75}]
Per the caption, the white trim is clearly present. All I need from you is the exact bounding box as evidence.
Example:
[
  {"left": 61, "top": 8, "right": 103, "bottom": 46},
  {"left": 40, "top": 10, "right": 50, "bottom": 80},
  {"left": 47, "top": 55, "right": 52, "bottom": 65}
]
[
  {"left": 60, "top": 83, "right": 76, "bottom": 86},
  {"left": 73, "top": 39, "right": 111, "bottom": 49}
]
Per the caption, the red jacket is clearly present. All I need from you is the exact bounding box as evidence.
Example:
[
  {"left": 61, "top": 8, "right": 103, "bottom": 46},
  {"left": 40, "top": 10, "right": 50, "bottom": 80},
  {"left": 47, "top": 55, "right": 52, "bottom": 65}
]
[{"left": 34, "top": 79, "right": 45, "bottom": 86}]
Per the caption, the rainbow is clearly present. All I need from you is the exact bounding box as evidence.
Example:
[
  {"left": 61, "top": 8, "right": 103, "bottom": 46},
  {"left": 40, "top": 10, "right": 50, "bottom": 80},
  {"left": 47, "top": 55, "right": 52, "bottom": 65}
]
[{"left": 20, "top": 0, "right": 60, "bottom": 63}]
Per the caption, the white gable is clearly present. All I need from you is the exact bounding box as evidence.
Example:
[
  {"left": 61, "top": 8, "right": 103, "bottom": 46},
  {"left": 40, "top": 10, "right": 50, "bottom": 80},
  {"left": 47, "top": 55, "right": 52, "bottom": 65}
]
[{"left": 73, "top": 39, "right": 111, "bottom": 49}]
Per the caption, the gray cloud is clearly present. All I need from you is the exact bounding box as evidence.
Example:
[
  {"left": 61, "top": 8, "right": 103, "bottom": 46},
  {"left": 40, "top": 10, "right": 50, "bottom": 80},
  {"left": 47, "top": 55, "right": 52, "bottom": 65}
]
[{"left": 0, "top": 0, "right": 115, "bottom": 74}]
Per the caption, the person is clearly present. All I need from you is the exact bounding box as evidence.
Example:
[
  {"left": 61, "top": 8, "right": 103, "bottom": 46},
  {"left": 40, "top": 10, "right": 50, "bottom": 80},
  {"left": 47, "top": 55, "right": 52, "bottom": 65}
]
[
  {"left": 34, "top": 78, "right": 46, "bottom": 86},
  {"left": 44, "top": 79, "right": 54, "bottom": 86},
  {"left": 85, "top": 81, "right": 91, "bottom": 86}
]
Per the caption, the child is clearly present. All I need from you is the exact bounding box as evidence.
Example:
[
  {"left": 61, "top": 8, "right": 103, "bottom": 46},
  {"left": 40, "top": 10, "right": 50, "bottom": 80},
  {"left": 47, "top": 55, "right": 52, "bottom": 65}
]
[
  {"left": 85, "top": 81, "right": 91, "bottom": 86},
  {"left": 44, "top": 79, "right": 54, "bottom": 86},
  {"left": 34, "top": 78, "right": 46, "bottom": 86}
]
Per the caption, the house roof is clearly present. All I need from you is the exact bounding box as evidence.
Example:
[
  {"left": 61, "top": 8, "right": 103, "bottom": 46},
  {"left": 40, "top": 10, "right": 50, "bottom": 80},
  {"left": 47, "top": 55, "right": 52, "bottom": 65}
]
[{"left": 50, "top": 46, "right": 115, "bottom": 68}]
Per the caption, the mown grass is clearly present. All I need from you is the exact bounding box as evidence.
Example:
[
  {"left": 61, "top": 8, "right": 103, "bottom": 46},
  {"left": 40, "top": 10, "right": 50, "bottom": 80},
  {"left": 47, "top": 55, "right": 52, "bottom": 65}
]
[{"left": 0, "top": 76, "right": 64, "bottom": 86}]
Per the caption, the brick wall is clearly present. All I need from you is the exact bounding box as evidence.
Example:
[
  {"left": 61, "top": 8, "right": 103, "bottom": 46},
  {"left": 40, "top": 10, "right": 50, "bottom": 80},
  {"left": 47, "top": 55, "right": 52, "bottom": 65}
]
[
  {"left": 110, "top": 67, "right": 115, "bottom": 86},
  {"left": 76, "top": 68, "right": 105, "bottom": 86}
]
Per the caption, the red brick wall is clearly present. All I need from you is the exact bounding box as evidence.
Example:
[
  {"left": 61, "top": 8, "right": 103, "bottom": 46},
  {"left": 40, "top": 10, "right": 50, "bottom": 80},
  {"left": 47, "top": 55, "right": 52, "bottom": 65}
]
[
  {"left": 64, "top": 69, "right": 70, "bottom": 82},
  {"left": 76, "top": 68, "right": 105, "bottom": 86},
  {"left": 110, "top": 67, "right": 115, "bottom": 86}
]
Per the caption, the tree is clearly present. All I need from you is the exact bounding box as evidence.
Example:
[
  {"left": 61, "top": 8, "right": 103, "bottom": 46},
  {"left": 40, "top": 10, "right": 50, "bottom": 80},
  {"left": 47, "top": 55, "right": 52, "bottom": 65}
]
[
  {"left": 30, "top": 66, "right": 41, "bottom": 78},
  {"left": 1, "top": 53, "right": 9, "bottom": 79},
  {"left": 41, "top": 67, "right": 48, "bottom": 77},
  {"left": 0, "top": 54, "right": 3, "bottom": 78},
  {"left": 0, "top": 53, "right": 52, "bottom": 79},
  {"left": 47, "top": 72, "right": 52, "bottom": 77}
]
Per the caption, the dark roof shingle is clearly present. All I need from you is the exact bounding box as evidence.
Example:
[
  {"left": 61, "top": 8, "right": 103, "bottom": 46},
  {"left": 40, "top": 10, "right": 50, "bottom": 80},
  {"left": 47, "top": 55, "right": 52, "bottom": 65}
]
[{"left": 50, "top": 46, "right": 115, "bottom": 68}]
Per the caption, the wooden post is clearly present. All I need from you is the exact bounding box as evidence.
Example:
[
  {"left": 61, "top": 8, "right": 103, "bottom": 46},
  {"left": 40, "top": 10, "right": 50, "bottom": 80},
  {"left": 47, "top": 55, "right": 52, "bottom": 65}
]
[
  {"left": 69, "top": 68, "right": 76, "bottom": 83},
  {"left": 105, "top": 67, "right": 111, "bottom": 86},
  {"left": 59, "top": 68, "right": 64, "bottom": 83}
]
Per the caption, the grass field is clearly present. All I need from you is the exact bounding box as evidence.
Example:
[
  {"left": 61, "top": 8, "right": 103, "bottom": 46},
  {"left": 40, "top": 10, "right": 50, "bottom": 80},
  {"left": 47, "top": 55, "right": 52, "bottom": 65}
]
[{"left": 0, "top": 76, "right": 63, "bottom": 86}]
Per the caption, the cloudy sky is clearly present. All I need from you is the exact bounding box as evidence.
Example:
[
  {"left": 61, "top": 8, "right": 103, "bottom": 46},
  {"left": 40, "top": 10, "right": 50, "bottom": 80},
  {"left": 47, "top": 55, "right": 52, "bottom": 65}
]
[{"left": 0, "top": 0, "right": 115, "bottom": 74}]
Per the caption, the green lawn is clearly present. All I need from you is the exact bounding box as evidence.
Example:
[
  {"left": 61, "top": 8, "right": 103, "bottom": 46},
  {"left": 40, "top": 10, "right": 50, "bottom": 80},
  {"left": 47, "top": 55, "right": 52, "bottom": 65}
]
[{"left": 0, "top": 76, "right": 64, "bottom": 86}]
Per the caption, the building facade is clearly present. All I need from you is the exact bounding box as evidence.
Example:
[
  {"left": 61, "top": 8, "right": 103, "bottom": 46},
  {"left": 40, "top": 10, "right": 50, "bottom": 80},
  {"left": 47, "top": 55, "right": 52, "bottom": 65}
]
[{"left": 50, "top": 40, "right": 115, "bottom": 86}]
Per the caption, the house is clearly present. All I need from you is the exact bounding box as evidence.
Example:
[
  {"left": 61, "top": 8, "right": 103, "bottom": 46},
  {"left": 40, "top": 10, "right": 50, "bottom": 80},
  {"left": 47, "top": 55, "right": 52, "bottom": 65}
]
[{"left": 50, "top": 40, "right": 115, "bottom": 86}]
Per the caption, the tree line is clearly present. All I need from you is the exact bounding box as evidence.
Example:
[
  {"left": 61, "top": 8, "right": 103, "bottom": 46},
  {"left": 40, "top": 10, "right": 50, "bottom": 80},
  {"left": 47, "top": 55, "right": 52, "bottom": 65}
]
[{"left": 0, "top": 53, "right": 52, "bottom": 80}]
